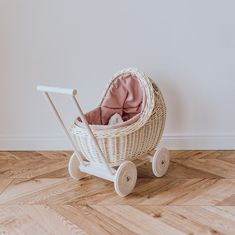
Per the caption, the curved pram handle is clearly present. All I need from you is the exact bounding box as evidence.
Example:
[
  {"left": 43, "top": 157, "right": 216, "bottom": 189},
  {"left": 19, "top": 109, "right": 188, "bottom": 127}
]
[{"left": 37, "top": 85, "right": 77, "bottom": 96}]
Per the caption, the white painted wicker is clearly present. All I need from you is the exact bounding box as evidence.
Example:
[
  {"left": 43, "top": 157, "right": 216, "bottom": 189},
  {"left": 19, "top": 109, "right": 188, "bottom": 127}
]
[{"left": 70, "top": 68, "right": 166, "bottom": 167}]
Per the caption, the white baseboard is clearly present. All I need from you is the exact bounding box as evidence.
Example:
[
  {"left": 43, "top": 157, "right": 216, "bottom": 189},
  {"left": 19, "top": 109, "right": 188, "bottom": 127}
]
[
  {"left": 161, "top": 134, "right": 235, "bottom": 150},
  {"left": 0, "top": 136, "right": 70, "bottom": 151},
  {"left": 0, "top": 134, "right": 234, "bottom": 151}
]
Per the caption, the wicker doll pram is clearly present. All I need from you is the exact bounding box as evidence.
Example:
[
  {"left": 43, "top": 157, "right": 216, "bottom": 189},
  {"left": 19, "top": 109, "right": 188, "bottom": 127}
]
[{"left": 37, "top": 68, "right": 170, "bottom": 197}]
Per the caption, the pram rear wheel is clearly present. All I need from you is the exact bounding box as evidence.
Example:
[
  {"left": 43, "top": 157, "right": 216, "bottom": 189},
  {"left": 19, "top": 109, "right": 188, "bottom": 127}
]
[
  {"left": 114, "top": 161, "right": 137, "bottom": 197},
  {"left": 68, "top": 153, "right": 85, "bottom": 180},
  {"left": 152, "top": 147, "right": 170, "bottom": 177}
]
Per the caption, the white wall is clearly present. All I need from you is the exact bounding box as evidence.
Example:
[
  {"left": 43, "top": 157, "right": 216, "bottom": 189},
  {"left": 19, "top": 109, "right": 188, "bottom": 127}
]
[{"left": 0, "top": 0, "right": 234, "bottom": 150}]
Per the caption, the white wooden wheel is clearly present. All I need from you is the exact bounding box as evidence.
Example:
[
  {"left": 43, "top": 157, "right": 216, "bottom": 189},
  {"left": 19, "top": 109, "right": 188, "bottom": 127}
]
[
  {"left": 68, "top": 153, "right": 85, "bottom": 180},
  {"left": 114, "top": 161, "right": 137, "bottom": 197},
  {"left": 152, "top": 147, "right": 170, "bottom": 177}
]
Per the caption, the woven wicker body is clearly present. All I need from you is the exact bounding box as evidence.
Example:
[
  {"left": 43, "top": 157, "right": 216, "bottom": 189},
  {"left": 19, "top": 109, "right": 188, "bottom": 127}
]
[
  {"left": 70, "top": 68, "right": 166, "bottom": 167},
  {"left": 38, "top": 68, "right": 169, "bottom": 196}
]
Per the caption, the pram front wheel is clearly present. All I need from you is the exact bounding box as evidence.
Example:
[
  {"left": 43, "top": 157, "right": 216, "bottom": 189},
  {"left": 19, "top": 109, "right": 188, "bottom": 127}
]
[
  {"left": 152, "top": 147, "right": 170, "bottom": 177},
  {"left": 114, "top": 161, "right": 137, "bottom": 197},
  {"left": 68, "top": 153, "right": 85, "bottom": 180}
]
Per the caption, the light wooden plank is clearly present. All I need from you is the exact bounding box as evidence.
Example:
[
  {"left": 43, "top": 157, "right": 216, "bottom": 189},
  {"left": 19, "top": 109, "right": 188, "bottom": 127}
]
[{"left": 0, "top": 150, "right": 235, "bottom": 234}]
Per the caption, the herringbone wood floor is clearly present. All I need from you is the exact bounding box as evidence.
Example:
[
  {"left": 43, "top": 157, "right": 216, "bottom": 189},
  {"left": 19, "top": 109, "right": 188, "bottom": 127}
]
[{"left": 0, "top": 151, "right": 235, "bottom": 235}]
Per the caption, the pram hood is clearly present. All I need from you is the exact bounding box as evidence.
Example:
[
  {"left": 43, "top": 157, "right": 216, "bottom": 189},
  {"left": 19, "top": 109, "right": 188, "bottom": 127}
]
[{"left": 72, "top": 68, "right": 155, "bottom": 137}]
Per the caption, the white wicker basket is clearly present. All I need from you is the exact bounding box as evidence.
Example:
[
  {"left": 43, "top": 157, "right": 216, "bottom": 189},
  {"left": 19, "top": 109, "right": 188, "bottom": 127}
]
[{"left": 70, "top": 68, "right": 166, "bottom": 167}]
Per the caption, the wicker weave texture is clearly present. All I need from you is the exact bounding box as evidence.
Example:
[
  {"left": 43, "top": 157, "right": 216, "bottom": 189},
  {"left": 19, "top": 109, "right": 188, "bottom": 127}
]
[{"left": 70, "top": 69, "right": 166, "bottom": 167}]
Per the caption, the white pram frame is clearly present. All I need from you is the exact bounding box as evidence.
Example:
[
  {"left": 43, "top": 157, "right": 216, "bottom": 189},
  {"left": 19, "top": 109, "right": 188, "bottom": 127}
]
[{"left": 37, "top": 85, "right": 170, "bottom": 197}]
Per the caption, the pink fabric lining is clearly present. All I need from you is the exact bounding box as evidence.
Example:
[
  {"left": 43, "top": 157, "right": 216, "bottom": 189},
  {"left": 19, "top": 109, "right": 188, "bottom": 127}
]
[{"left": 75, "top": 73, "right": 145, "bottom": 129}]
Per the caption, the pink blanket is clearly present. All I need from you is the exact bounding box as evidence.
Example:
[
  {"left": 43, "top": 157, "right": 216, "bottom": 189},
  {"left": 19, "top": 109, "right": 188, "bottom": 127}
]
[{"left": 76, "top": 73, "right": 145, "bottom": 127}]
